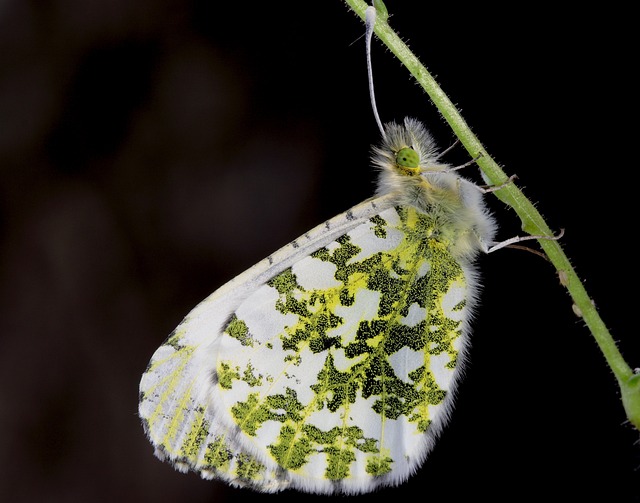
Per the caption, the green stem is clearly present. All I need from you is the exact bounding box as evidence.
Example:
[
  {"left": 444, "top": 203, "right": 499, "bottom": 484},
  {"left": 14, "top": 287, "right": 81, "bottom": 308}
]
[{"left": 344, "top": 0, "right": 639, "bottom": 430}]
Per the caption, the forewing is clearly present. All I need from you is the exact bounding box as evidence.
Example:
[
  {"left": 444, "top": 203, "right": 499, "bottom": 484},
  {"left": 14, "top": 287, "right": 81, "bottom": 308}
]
[{"left": 138, "top": 196, "right": 398, "bottom": 492}]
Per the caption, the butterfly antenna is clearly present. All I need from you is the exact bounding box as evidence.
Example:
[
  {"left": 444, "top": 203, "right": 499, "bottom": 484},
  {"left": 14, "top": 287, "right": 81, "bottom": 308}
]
[{"left": 365, "top": 6, "right": 386, "bottom": 140}]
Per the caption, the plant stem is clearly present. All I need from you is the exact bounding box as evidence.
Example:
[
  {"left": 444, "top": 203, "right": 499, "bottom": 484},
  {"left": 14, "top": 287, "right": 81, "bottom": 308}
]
[{"left": 343, "top": 0, "right": 639, "bottom": 431}]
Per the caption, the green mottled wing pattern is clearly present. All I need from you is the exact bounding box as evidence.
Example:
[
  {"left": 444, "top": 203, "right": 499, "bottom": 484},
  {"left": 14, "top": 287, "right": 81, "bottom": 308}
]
[
  {"left": 139, "top": 196, "right": 396, "bottom": 493},
  {"left": 138, "top": 328, "right": 286, "bottom": 490},
  {"left": 209, "top": 205, "right": 471, "bottom": 493}
]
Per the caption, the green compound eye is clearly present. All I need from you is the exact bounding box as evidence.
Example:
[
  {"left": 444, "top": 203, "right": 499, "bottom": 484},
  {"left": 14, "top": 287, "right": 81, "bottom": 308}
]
[{"left": 396, "top": 147, "right": 419, "bottom": 169}]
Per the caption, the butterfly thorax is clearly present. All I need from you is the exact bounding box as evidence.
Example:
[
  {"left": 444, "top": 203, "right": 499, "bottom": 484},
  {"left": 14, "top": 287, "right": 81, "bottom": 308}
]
[{"left": 373, "top": 119, "right": 496, "bottom": 262}]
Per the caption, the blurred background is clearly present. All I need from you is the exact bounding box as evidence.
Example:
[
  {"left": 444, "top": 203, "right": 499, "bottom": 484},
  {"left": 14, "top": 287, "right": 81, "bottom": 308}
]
[{"left": 1, "top": 1, "right": 638, "bottom": 501}]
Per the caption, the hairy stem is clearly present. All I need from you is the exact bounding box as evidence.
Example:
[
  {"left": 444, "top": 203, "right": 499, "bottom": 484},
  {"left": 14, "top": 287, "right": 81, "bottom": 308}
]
[{"left": 344, "top": 0, "right": 639, "bottom": 430}]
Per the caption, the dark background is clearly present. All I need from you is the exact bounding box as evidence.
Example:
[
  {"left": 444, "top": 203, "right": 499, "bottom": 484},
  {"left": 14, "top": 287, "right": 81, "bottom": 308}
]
[{"left": 1, "top": 1, "right": 638, "bottom": 501}]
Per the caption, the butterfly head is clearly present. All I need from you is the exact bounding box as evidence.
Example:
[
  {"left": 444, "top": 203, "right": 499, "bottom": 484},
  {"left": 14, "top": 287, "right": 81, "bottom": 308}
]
[
  {"left": 372, "top": 117, "right": 450, "bottom": 196},
  {"left": 395, "top": 147, "right": 421, "bottom": 175}
]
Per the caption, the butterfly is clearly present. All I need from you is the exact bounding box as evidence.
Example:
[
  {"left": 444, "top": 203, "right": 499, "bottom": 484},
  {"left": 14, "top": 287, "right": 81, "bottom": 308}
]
[
  {"left": 137, "top": 3, "right": 561, "bottom": 494},
  {"left": 138, "top": 115, "right": 503, "bottom": 494}
]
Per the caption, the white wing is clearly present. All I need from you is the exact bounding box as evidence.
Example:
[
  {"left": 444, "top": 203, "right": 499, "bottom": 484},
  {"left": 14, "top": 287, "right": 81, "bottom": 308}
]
[
  {"left": 139, "top": 195, "right": 477, "bottom": 494},
  {"left": 138, "top": 194, "right": 398, "bottom": 492}
]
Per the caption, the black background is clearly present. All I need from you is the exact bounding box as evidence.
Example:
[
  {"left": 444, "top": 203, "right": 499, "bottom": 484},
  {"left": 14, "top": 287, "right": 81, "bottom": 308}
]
[{"left": 1, "top": 1, "right": 638, "bottom": 501}]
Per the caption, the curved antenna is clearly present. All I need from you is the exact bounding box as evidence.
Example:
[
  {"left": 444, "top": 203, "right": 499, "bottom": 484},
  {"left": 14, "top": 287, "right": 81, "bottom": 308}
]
[{"left": 365, "top": 6, "right": 386, "bottom": 140}]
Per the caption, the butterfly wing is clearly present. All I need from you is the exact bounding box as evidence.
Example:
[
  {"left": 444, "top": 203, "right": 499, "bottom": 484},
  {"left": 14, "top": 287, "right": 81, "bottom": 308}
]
[
  {"left": 138, "top": 195, "right": 397, "bottom": 492},
  {"left": 139, "top": 197, "right": 476, "bottom": 494}
]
